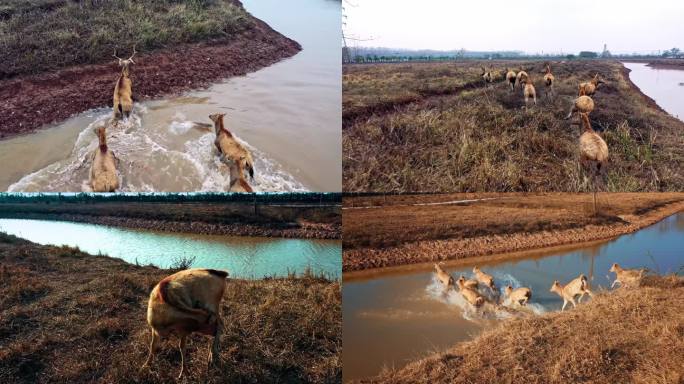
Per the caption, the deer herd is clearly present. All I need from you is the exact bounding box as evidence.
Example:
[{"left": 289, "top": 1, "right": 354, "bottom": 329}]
[
  {"left": 483, "top": 63, "right": 609, "bottom": 213},
  {"left": 433, "top": 262, "right": 644, "bottom": 312},
  {"left": 87, "top": 47, "right": 255, "bottom": 193}
]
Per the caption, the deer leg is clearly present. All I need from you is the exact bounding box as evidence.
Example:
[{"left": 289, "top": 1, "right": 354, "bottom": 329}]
[
  {"left": 178, "top": 335, "right": 187, "bottom": 379},
  {"left": 143, "top": 328, "right": 160, "bottom": 368},
  {"left": 208, "top": 315, "right": 223, "bottom": 366},
  {"left": 611, "top": 279, "right": 619, "bottom": 288},
  {"left": 561, "top": 299, "right": 568, "bottom": 311}
]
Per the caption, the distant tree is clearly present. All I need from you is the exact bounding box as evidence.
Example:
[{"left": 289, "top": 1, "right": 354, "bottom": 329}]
[
  {"left": 566, "top": 54, "right": 576, "bottom": 60},
  {"left": 578, "top": 51, "right": 598, "bottom": 59},
  {"left": 354, "top": 55, "right": 364, "bottom": 63},
  {"left": 672, "top": 47, "right": 681, "bottom": 58}
]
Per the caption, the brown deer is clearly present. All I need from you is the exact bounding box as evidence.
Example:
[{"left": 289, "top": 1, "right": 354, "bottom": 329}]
[
  {"left": 209, "top": 113, "right": 255, "bottom": 192},
  {"left": 505, "top": 68, "right": 517, "bottom": 91},
  {"left": 578, "top": 112, "right": 608, "bottom": 213},
  {"left": 543, "top": 64, "right": 555, "bottom": 98},
  {"left": 549, "top": 274, "right": 593, "bottom": 311},
  {"left": 88, "top": 125, "right": 119, "bottom": 192},
  {"left": 143, "top": 269, "right": 229, "bottom": 379},
  {"left": 578, "top": 73, "right": 605, "bottom": 96},
  {"left": 112, "top": 47, "right": 136, "bottom": 119}
]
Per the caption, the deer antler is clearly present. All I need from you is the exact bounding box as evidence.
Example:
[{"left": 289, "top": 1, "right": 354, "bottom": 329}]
[{"left": 127, "top": 45, "right": 137, "bottom": 64}]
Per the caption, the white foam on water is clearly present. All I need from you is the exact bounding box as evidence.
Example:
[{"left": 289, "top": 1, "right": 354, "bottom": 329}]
[
  {"left": 426, "top": 272, "right": 547, "bottom": 322},
  {"left": 8, "top": 106, "right": 308, "bottom": 192}
]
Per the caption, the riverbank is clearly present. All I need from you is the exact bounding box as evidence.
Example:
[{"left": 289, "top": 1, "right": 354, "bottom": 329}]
[
  {"left": 343, "top": 60, "right": 684, "bottom": 192},
  {"left": 343, "top": 193, "right": 684, "bottom": 272},
  {"left": 623, "top": 58, "right": 684, "bottom": 70},
  {"left": 0, "top": 212, "right": 340, "bottom": 240},
  {"left": 0, "top": 0, "right": 301, "bottom": 139},
  {"left": 0, "top": 233, "right": 341, "bottom": 383},
  {"left": 367, "top": 274, "right": 684, "bottom": 384}
]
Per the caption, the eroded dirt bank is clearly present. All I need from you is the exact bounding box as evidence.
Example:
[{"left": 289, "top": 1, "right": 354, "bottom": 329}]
[
  {"left": 343, "top": 195, "right": 684, "bottom": 272},
  {"left": 0, "top": 7, "right": 301, "bottom": 139},
  {"left": 368, "top": 275, "right": 684, "bottom": 384}
]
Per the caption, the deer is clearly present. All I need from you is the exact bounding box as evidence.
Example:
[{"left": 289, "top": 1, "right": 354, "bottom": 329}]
[
  {"left": 516, "top": 67, "right": 529, "bottom": 89},
  {"left": 521, "top": 74, "right": 537, "bottom": 107},
  {"left": 88, "top": 125, "right": 119, "bottom": 192},
  {"left": 578, "top": 112, "right": 608, "bottom": 214},
  {"left": 472, "top": 266, "right": 496, "bottom": 292},
  {"left": 112, "top": 47, "right": 136, "bottom": 119},
  {"left": 208, "top": 113, "right": 255, "bottom": 193},
  {"left": 578, "top": 73, "right": 605, "bottom": 97},
  {"left": 543, "top": 64, "right": 555, "bottom": 98},
  {"left": 503, "top": 285, "right": 531, "bottom": 306},
  {"left": 457, "top": 275, "right": 479, "bottom": 290},
  {"left": 481, "top": 66, "right": 493, "bottom": 87},
  {"left": 434, "top": 263, "right": 455, "bottom": 288},
  {"left": 505, "top": 68, "right": 517, "bottom": 91},
  {"left": 609, "top": 263, "right": 644, "bottom": 288},
  {"left": 455, "top": 275, "right": 485, "bottom": 307},
  {"left": 143, "top": 268, "right": 229, "bottom": 379},
  {"left": 565, "top": 93, "right": 595, "bottom": 120},
  {"left": 549, "top": 274, "right": 593, "bottom": 311}
]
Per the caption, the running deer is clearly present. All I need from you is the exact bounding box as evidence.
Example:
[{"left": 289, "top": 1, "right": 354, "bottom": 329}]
[
  {"left": 516, "top": 67, "right": 529, "bottom": 89},
  {"left": 456, "top": 275, "right": 485, "bottom": 307},
  {"left": 578, "top": 73, "right": 605, "bottom": 97},
  {"left": 578, "top": 112, "right": 609, "bottom": 213},
  {"left": 565, "top": 94, "right": 595, "bottom": 119},
  {"left": 457, "top": 275, "right": 479, "bottom": 290},
  {"left": 549, "top": 274, "right": 593, "bottom": 311},
  {"left": 609, "top": 263, "right": 644, "bottom": 288},
  {"left": 88, "top": 125, "right": 119, "bottom": 192},
  {"left": 505, "top": 68, "right": 517, "bottom": 91},
  {"left": 472, "top": 266, "right": 496, "bottom": 291},
  {"left": 504, "top": 285, "right": 531, "bottom": 306},
  {"left": 112, "top": 47, "right": 136, "bottom": 119},
  {"left": 522, "top": 74, "right": 537, "bottom": 107},
  {"left": 434, "top": 263, "right": 455, "bottom": 288},
  {"left": 209, "top": 113, "right": 255, "bottom": 193},
  {"left": 543, "top": 64, "right": 555, "bottom": 98},
  {"left": 143, "top": 268, "right": 229, "bottom": 379}
]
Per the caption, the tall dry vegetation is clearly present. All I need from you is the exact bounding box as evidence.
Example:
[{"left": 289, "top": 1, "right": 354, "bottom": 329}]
[
  {"left": 0, "top": 0, "right": 251, "bottom": 78},
  {"left": 369, "top": 275, "right": 684, "bottom": 384},
  {"left": 343, "top": 61, "right": 684, "bottom": 192},
  {"left": 0, "top": 233, "right": 341, "bottom": 383}
]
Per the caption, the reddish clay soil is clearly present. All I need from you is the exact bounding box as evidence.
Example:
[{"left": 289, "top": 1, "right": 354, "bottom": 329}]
[{"left": 0, "top": 12, "right": 300, "bottom": 139}]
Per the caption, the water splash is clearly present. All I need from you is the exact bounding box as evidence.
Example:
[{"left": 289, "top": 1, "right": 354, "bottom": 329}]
[{"left": 9, "top": 106, "right": 307, "bottom": 192}]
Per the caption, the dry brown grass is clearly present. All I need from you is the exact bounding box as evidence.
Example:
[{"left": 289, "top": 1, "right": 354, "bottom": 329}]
[
  {"left": 366, "top": 275, "right": 684, "bottom": 384},
  {"left": 0, "top": 233, "right": 341, "bottom": 383},
  {"left": 343, "top": 60, "right": 684, "bottom": 192}
]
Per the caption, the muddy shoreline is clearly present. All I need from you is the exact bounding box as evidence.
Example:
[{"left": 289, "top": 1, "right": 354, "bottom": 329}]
[
  {"left": 0, "top": 4, "right": 301, "bottom": 139},
  {"left": 343, "top": 200, "right": 684, "bottom": 272},
  {"left": 0, "top": 212, "right": 341, "bottom": 240}
]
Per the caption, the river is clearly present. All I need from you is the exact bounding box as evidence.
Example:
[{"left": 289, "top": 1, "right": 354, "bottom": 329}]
[
  {"left": 623, "top": 62, "right": 684, "bottom": 121},
  {"left": 342, "top": 212, "right": 684, "bottom": 381},
  {"left": 0, "top": 218, "right": 342, "bottom": 279},
  {"left": 0, "top": 0, "right": 341, "bottom": 193}
]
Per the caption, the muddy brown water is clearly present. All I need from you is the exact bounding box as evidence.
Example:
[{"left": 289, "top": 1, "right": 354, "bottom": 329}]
[
  {"left": 623, "top": 62, "right": 684, "bottom": 121},
  {"left": 0, "top": 0, "right": 341, "bottom": 192},
  {"left": 342, "top": 213, "right": 684, "bottom": 382}
]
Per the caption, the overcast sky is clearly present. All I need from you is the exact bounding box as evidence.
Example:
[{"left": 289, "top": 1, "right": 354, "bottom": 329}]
[{"left": 343, "top": 0, "right": 684, "bottom": 54}]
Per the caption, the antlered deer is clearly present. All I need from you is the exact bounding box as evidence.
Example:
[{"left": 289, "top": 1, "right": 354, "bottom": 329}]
[{"left": 112, "top": 47, "right": 136, "bottom": 119}]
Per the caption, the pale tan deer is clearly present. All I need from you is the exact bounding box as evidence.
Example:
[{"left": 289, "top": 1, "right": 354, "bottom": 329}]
[
  {"left": 209, "top": 113, "right": 255, "bottom": 193},
  {"left": 143, "top": 268, "right": 229, "bottom": 379},
  {"left": 549, "top": 274, "right": 593, "bottom": 311},
  {"left": 609, "top": 263, "right": 644, "bottom": 288},
  {"left": 88, "top": 125, "right": 119, "bottom": 192}
]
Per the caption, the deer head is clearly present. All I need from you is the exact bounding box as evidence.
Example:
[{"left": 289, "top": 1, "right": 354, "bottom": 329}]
[{"left": 114, "top": 46, "right": 137, "bottom": 72}]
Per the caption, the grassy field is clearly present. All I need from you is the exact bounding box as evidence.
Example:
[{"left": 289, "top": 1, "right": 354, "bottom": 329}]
[
  {"left": 0, "top": 0, "right": 251, "bottom": 78},
  {"left": 342, "top": 193, "right": 684, "bottom": 271},
  {"left": 0, "top": 232, "right": 341, "bottom": 383},
  {"left": 343, "top": 60, "right": 684, "bottom": 192},
  {"left": 368, "top": 274, "right": 684, "bottom": 384}
]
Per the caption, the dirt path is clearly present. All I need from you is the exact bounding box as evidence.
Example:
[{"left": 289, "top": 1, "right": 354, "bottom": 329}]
[
  {"left": 343, "top": 199, "right": 684, "bottom": 272},
  {"left": 0, "top": 12, "right": 300, "bottom": 139}
]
